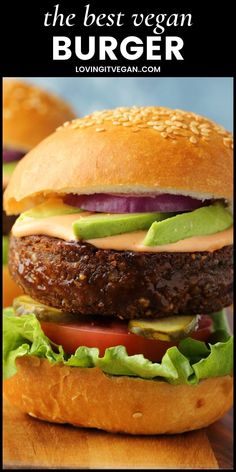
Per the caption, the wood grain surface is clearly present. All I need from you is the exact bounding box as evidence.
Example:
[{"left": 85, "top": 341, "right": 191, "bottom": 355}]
[
  {"left": 3, "top": 398, "right": 233, "bottom": 470},
  {"left": 207, "top": 408, "right": 233, "bottom": 469},
  {"left": 3, "top": 312, "right": 233, "bottom": 469}
]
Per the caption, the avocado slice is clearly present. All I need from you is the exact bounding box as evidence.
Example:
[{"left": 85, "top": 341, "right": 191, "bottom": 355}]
[
  {"left": 73, "top": 212, "right": 170, "bottom": 240},
  {"left": 3, "top": 161, "right": 18, "bottom": 178},
  {"left": 143, "top": 203, "right": 233, "bottom": 246},
  {"left": 13, "top": 295, "right": 78, "bottom": 323},
  {"left": 128, "top": 315, "right": 199, "bottom": 341},
  {"left": 18, "top": 198, "right": 81, "bottom": 220},
  {"left": 3, "top": 236, "right": 9, "bottom": 266}
]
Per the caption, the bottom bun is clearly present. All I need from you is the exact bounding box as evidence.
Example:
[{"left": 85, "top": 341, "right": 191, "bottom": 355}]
[
  {"left": 3, "top": 265, "right": 23, "bottom": 308},
  {"left": 4, "top": 356, "right": 233, "bottom": 435}
]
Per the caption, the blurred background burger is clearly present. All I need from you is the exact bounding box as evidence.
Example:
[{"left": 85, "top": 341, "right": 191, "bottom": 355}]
[{"left": 2, "top": 79, "right": 75, "bottom": 307}]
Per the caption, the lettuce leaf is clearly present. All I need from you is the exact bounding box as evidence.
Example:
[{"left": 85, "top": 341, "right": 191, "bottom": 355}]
[{"left": 3, "top": 308, "right": 233, "bottom": 385}]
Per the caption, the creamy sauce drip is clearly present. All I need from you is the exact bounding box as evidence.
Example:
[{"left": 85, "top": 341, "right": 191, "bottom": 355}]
[{"left": 12, "top": 213, "right": 233, "bottom": 253}]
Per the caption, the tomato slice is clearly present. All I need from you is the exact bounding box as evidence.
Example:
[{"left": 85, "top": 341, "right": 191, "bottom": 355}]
[{"left": 41, "top": 315, "right": 212, "bottom": 363}]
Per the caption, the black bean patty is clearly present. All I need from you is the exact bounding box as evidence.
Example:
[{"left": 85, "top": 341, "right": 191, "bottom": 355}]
[{"left": 9, "top": 235, "right": 233, "bottom": 319}]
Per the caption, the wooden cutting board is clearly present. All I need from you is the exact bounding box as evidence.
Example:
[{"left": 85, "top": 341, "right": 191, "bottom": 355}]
[
  {"left": 3, "top": 399, "right": 233, "bottom": 469},
  {"left": 3, "top": 310, "right": 233, "bottom": 469}
]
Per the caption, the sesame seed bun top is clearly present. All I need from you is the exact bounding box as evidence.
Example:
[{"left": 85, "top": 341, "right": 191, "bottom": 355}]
[
  {"left": 4, "top": 106, "right": 233, "bottom": 215},
  {"left": 3, "top": 79, "right": 76, "bottom": 151}
]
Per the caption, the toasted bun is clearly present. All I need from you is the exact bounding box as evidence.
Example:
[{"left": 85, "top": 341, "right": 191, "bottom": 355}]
[
  {"left": 2, "top": 265, "right": 24, "bottom": 308},
  {"left": 3, "top": 356, "right": 233, "bottom": 434},
  {"left": 3, "top": 79, "right": 75, "bottom": 152},
  {"left": 4, "top": 106, "right": 233, "bottom": 215}
]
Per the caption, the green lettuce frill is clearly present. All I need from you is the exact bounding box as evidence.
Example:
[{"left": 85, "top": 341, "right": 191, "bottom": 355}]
[{"left": 3, "top": 308, "right": 233, "bottom": 385}]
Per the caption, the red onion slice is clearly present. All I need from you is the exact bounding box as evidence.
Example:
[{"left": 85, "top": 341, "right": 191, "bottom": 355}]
[
  {"left": 3, "top": 148, "right": 26, "bottom": 163},
  {"left": 64, "top": 193, "right": 208, "bottom": 213}
]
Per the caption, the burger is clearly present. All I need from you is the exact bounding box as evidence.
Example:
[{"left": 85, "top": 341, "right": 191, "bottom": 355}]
[
  {"left": 3, "top": 106, "right": 233, "bottom": 435},
  {"left": 2, "top": 79, "right": 76, "bottom": 307}
]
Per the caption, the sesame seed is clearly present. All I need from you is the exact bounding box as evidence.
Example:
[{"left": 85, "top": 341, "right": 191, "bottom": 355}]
[
  {"left": 28, "top": 412, "right": 38, "bottom": 418},
  {"left": 132, "top": 412, "right": 143, "bottom": 419},
  {"left": 173, "top": 121, "right": 185, "bottom": 127},
  {"left": 57, "top": 106, "right": 232, "bottom": 151},
  {"left": 223, "top": 137, "right": 232, "bottom": 148},
  {"left": 199, "top": 123, "right": 210, "bottom": 129},
  {"left": 200, "top": 130, "right": 210, "bottom": 136},
  {"left": 217, "top": 130, "right": 228, "bottom": 136},
  {"left": 153, "top": 125, "right": 165, "bottom": 131},
  {"left": 190, "top": 126, "right": 200, "bottom": 135}
]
